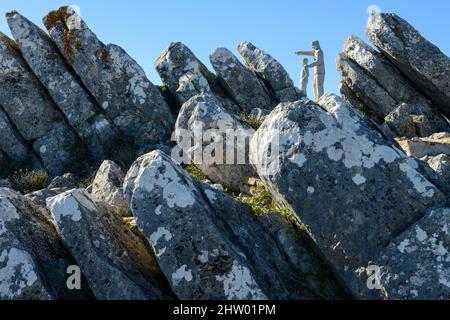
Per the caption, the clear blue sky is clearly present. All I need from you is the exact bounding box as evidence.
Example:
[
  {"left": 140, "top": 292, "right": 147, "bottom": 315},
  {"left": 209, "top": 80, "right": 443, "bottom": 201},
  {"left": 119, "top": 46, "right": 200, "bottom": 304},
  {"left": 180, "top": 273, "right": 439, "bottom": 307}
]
[{"left": 1, "top": 0, "right": 449, "bottom": 98}]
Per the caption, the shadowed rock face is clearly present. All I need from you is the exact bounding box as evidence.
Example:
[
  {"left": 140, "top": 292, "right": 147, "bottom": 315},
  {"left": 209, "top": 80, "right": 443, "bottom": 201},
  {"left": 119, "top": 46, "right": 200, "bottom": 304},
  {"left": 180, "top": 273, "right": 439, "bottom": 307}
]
[
  {"left": 123, "top": 150, "right": 345, "bottom": 300},
  {"left": 0, "top": 33, "right": 91, "bottom": 176},
  {"left": 237, "top": 41, "right": 301, "bottom": 103},
  {"left": 0, "top": 106, "right": 39, "bottom": 172},
  {"left": 7, "top": 12, "right": 132, "bottom": 165},
  {"left": 0, "top": 188, "right": 93, "bottom": 300},
  {"left": 250, "top": 93, "right": 447, "bottom": 298},
  {"left": 366, "top": 12, "right": 450, "bottom": 119},
  {"left": 43, "top": 6, "right": 175, "bottom": 153}
]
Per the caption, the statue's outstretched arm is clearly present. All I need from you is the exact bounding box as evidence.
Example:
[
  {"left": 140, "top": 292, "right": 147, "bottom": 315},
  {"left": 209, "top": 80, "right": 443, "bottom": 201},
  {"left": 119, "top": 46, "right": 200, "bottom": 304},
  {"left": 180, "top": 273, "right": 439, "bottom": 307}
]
[{"left": 296, "top": 50, "right": 315, "bottom": 56}]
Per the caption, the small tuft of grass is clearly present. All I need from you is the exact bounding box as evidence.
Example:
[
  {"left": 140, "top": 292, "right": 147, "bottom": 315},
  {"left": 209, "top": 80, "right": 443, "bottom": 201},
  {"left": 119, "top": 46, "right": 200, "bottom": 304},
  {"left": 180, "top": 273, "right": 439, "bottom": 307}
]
[
  {"left": 240, "top": 112, "right": 262, "bottom": 130},
  {"left": 236, "top": 183, "right": 298, "bottom": 224},
  {"left": 186, "top": 164, "right": 210, "bottom": 182},
  {"left": 10, "top": 169, "right": 49, "bottom": 194}
]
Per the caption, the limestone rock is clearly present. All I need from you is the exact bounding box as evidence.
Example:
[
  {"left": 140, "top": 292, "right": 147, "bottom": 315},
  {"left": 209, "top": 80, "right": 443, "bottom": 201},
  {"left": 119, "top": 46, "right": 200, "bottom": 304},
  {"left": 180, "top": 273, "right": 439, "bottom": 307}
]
[
  {"left": 46, "top": 189, "right": 170, "bottom": 300},
  {"left": 385, "top": 103, "right": 449, "bottom": 138},
  {"left": 26, "top": 173, "right": 79, "bottom": 208},
  {"left": 250, "top": 93, "right": 447, "bottom": 298},
  {"left": 237, "top": 41, "right": 301, "bottom": 102},
  {"left": 91, "top": 160, "right": 131, "bottom": 217},
  {"left": 155, "top": 42, "right": 240, "bottom": 115},
  {"left": 48, "top": 173, "right": 79, "bottom": 190},
  {"left": 173, "top": 94, "right": 256, "bottom": 192},
  {"left": 336, "top": 52, "right": 397, "bottom": 118},
  {"left": 0, "top": 187, "right": 92, "bottom": 300},
  {"left": 366, "top": 12, "right": 450, "bottom": 119},
  {"left": 43, "top": 6, "right": 174, "bottom": 152},
  {"left": 373, "top": 208, "right": 450, "bottom": 299},
  {"left": 420, "top": 154, "right": 450, "bottom": 196},
  {"left": 0, "top": 107, "right": 38, "bottom": 173},
  {"left": 123, "top": 150, "right": 344, "bottom": 299},
  {"left": 7, "top": 11, "right": 131, "bottom": 164},
  {"left": 0, "top": 33, "right": 90, "bottom": 176},
  {"left": 338, "top": 36, "right": 449, "bottom": 138},
  {"left": 396, "top": 133, "right": 450, "bottom": 159},
  {"left": 210, "top": 47, "right": 276, "bottom": 114}
]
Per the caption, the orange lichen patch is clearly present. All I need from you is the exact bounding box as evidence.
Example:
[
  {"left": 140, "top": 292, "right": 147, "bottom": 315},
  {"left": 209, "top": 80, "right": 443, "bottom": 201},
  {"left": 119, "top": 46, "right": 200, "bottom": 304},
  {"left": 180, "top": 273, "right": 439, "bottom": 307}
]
[
  {"left": 5, "top": 10, "right": 18, "bottom": 18},
  {"left": 95, "top": 49, "right": 100, "bottom": 57},
  {"left": 75, "top": 42, "right": 82, "bottom": 52},
  {"left": 0, "top": 32, "right": 20, "bottom": 52},
  {"left": 101, "top": 49, "right": 108, "bottom": 62},
  {"left": 43, "top": 6, "right": 69, "bottom": 30}
]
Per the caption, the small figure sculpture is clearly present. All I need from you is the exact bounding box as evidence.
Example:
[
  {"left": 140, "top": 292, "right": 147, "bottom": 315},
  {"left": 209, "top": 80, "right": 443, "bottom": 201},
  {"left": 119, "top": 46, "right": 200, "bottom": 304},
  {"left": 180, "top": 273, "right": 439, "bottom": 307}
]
[
  {"left": 296, "top": 40, "right": 325, "bottom": 101},
  {"left": 300, "top": 58, "right": 309, "bottom": 97}
]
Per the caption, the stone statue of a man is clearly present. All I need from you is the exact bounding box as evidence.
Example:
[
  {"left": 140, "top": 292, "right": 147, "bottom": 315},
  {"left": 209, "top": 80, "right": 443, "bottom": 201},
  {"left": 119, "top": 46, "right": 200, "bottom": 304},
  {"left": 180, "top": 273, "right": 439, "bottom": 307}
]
[{"left": 296, "top": 40, "right": 325, "bottom": 101}]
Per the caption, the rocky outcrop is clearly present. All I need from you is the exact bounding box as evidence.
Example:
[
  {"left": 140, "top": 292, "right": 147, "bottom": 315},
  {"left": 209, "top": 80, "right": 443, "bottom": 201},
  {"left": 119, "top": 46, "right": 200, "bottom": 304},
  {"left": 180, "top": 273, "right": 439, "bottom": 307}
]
[
  {"left": 337, "top": 36, "right": 449, "bottom": 138},
  {"left": 210, "top": 47, "right": 277, "bottom": 114},
  {"left": 237, "top": 41, "right": 301, "bottom": 102},
  {"left": 1, "top": 6, "right": 449, "bottom": 301},
  {"left": 0, "top": 32, "right": 90, "bottom": 176},
  {"left": 43, "top": 6, "right": 175, "bottom": 152},
  {"left": 367, "top": 12, "right": 450, "bottom": 119},
  {"left": 155, "top": 42, "right": 241, "bottom": 115},
  {"left": 46, "top": 189, "right": 171, "bottom": 300},
  {"left": 123, "top": 150, "right": 344, "bottom": 300},
  {"left": 250, "top": 94, "right": 447, "bottom": 298},
  {"left": 173, "top": 94, "right": 256, "bottom": 192},
  {"left": 0, "top": 188, "right": 92, "bottom": 300},
  {"left": 7, "top": 12, "right": 131, "bottom": 165},
  {"left": 373, "top": 208, "right": 450, "bottom": 299},
  {"left": 91, "top": 160, "right": 131, "bottom": 217}
]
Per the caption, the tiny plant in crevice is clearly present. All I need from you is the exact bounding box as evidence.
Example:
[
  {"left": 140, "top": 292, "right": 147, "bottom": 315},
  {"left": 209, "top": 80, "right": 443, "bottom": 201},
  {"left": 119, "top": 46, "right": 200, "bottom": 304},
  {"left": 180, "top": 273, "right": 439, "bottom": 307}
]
[
  {"left": 10, "top": 169, "right": 49, "bottom": 194},
  {"left": 240, "top": 112, "right": 262, "bottom": 130},
  {"left": 186, "top": 163, "right": 210, "bottom": 182}
]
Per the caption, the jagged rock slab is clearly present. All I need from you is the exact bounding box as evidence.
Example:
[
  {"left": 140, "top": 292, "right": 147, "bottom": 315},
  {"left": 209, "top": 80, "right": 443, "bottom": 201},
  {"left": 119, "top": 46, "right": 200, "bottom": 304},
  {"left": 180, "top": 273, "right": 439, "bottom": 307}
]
[
  {"left": 0, "top": 33, "right": 90, "bottom": 176},
  {"left": 91, "top": 160, "right": 131, "bottom": 217},
  {"left": 46, "top": 189, "right": 170, "bottom": 300},
  {"left": 43, "top": 6, "right": 174, "bottom": 151},
  {"left": 339, "top": 36, "right": 449, "bottom": 138},
  {"left": 123, "top": 150, "right": 344, "bottom": 300},
  {"left": 7, "top": 11, "right": 131, "bottom": 163},
  {"left": 155, "top": 42, "right": 240, "bottom": 115},
  {"left": 366, "top": 12, "right": 450, "bottom": 119},
  {"left": 0, "top": 187, "right": 92, "bottom": 300},
  {"left": 396, "top": 133, "right": 450, "bottom": 159},
  {"left": 336, "top": 52, "right": 397, "bottom": 118},
  {"left": 210, "top": 47, "right": 276, "bottom": 114},
  {"left": 250, "top": 93, "right": 447, "bottom": 298},
  {"left": 173, "top": 94, "right": 256, "bottom": 192},
  {"left": 373, "top": 208, "right": 450, "bottom": 299},
  {"left": 237, "top": 41, "right": 301, "bottom": 102}
]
